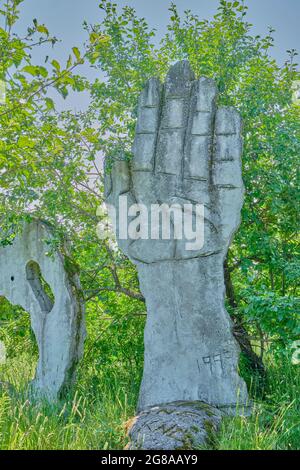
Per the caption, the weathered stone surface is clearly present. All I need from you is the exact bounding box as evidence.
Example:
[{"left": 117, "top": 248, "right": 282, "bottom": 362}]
[
  {"left": 136, "top": 257, "right": 248, "bottom": 411},
  {"left": 0, "top": 220, "right": 86, "bottom": 400},
  {"left": 105, "top": 61, "right": 250, "bottom": 446},
  {"left": 127, "top": 401, "right": 223, "bottom": 450}
]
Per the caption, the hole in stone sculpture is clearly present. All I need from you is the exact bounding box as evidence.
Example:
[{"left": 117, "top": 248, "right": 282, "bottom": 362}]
[
  {"left": 10, "top": 276, "right": 14, "bottom": 281},
  {"left": 26, "top": 261, "right": 55, "bottom": 314},
  {"left": 0, "top": 296, "right": 39, "bottom": 390}
]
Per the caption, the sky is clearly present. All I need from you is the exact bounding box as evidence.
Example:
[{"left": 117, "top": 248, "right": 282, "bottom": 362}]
[{"left": 12, "top": 0, "right": 300, "bottom": 111}]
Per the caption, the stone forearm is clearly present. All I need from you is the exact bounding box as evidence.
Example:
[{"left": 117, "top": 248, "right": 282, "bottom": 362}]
[{"left": 136, "top": 255, "right": 248, "bottom": 412}]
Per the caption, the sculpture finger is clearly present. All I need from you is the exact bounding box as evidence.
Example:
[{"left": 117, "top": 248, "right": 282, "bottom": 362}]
[
  {"left": 156, "top": 61, "right": 194, "bottom": 176},
  {"left": 104, "top": 157, "right": 134, "bottom": 255},
  {"left": 212, "top": 107, "right": 243, "bottom": 188},
  {"left": 184, "top": 77, "right": 217, "bottom": 181},
  {"left": 104, "top": 157, "right": 131, "bottom": 205},
  {"left": 132, "top": 78, "right": 162, "bottom": 172},
  {"left": 212, "top": 107, "right": 244, "bottom": 244}
]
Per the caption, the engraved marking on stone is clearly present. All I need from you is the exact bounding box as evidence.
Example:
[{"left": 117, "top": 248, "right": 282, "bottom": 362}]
[
  {"left": 213, "top": 354, "right": 221, "bottom": 363},
  {"left": 203, "top": 356, "right": 211, "bottom": 365},
  {"left": 202, "top": 350, "right": 234, "bottom": 373}
]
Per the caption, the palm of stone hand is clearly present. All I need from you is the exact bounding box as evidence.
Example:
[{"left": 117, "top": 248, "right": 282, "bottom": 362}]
[{"left": 105, "top": 61, "right": 244, "bottom": 264}]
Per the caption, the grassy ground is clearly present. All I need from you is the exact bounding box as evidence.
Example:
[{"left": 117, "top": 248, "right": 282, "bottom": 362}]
[
  {"left": 213, "top": 361, "right": 300, "bottom": 450},
  {"left": 0, "top": 307, "right": 299, "bottom": 450}
]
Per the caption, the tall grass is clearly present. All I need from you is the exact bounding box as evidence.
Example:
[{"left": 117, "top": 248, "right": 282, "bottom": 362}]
[
  {"left": 215, "top": 361, "right": 300, "bottom": 450},
  {"left": 0, "top": 352, "right": 138, "bottom": 449},
  {"left": 0, "top": 304, "right": 299, "bottom": 450}
]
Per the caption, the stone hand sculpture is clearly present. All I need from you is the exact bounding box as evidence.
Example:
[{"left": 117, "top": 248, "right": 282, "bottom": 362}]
[
  {"left": 105, "top": 61, "right": 249, "bottom": 415},
  {"left": 0, "top": 221, "right": 86, "bottom": 400}
]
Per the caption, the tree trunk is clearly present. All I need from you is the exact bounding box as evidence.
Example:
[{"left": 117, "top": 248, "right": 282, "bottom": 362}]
[{"left": 224, "top": 258, "right": 266, "bottom": 378}]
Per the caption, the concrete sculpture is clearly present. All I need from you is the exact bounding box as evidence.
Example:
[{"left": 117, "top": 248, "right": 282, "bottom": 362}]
[
  {"left": 105, "top": 60, "right": 249, "bottom": 448},
  {"left": 0, "top": 220, "right": 86, "bottom": 400}
]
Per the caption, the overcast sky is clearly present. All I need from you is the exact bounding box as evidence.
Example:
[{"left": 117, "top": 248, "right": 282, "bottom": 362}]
[{"left": 13, "top": 0, "right": 300, "bottom": 111}]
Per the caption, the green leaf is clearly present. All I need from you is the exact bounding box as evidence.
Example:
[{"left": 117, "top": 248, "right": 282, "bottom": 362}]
[
  {"left": 18, "top": 136, "right": 35, "bottom": 148},
  {"left": 72, "top": 47, "right": 81, "bottom": 61},
  {"left": 67, "top": 54, "right": 73, "bottom": 68},
  {"left": 22, "top": 65, "right": 38, "bottom": 76},
  {"left": 51, "top": 59, "right": 61, "bottom": 73},
  {"left": 37, "top": 66, "right": 48, "bottom": 78},
  {"left": 37, "top": 24, "right": 49, "bottom": 35},
  {"left": 45, "top": 97, "right": 55, "bottom": 110}
]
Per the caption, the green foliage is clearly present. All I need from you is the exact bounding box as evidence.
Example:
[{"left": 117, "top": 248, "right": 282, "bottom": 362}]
[
  {"left": 0, "top": 297, "right": 37, "bottom": 361},
  {"left": 243, "top": 292, "right": 300, "bottom": 351},
  {"left": 0, "top": 0, "right": 299, "bottom": 450},
  {"left": 213, "top": 360, "right": 300, "bottom": 450},
  {"left": 0, "top": 322, "right": 298, "bottom": 449},
  {"left": 0, "top": 295, "right": 143, "bottom": 449}
]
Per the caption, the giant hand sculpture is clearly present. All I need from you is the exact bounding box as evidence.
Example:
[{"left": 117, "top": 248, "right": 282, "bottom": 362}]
[{"left": 105, "top": 61, "right": 249, "bottom": 414}]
